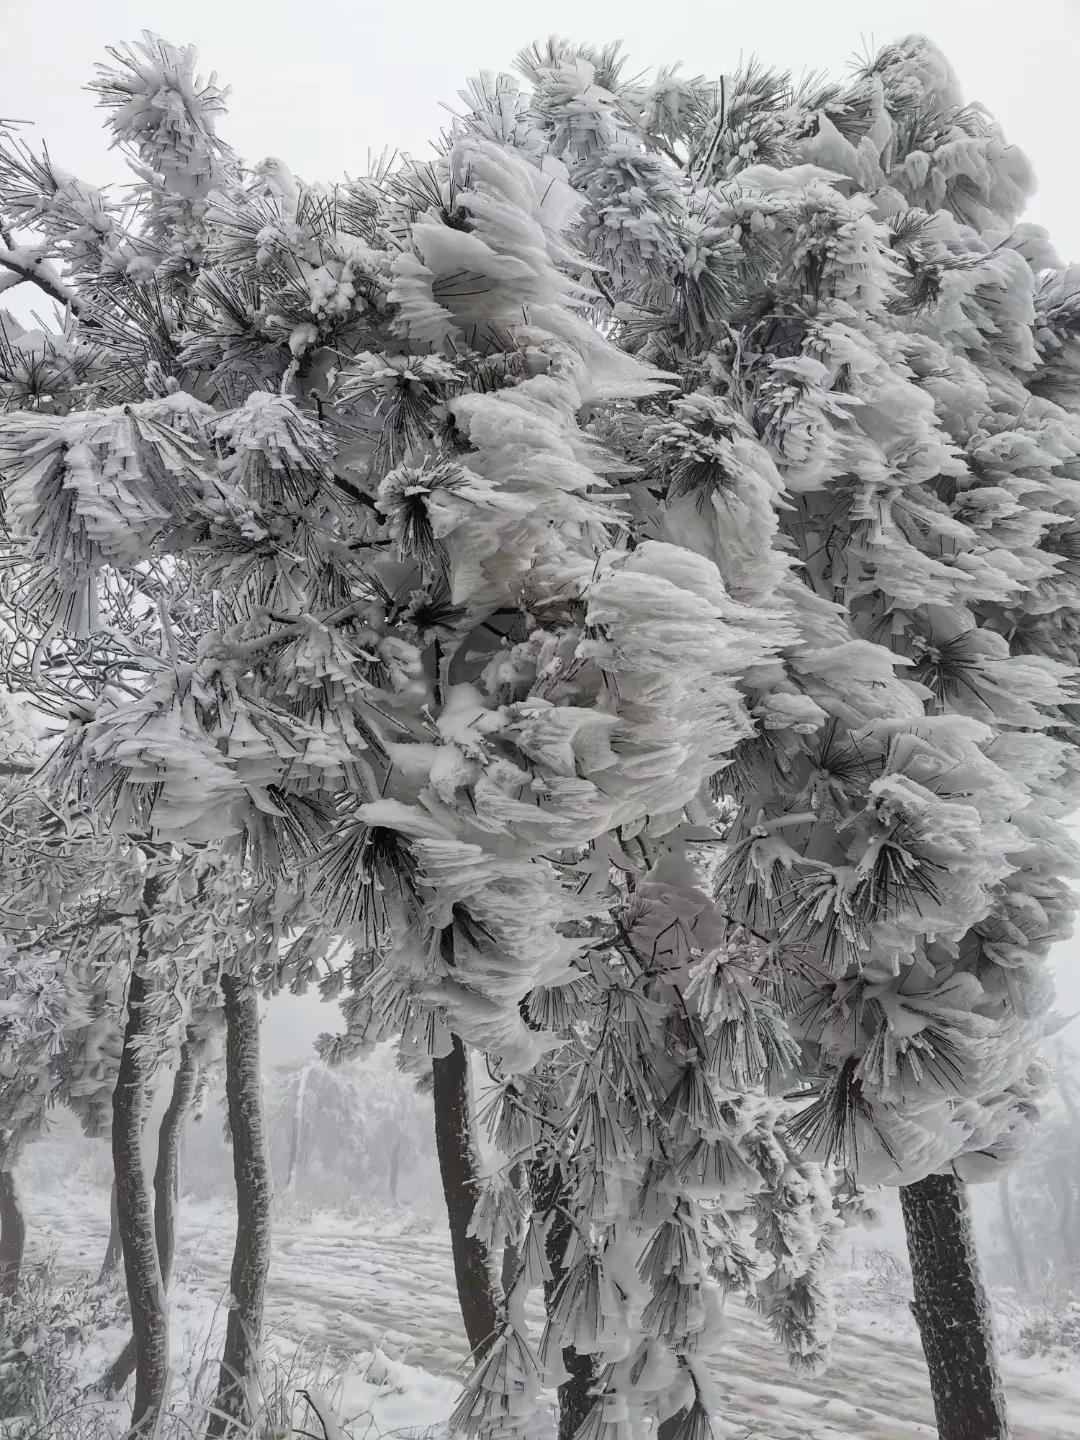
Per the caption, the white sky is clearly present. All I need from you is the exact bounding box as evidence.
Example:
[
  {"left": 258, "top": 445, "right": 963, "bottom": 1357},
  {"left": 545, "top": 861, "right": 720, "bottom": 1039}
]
[
  {"left": 1, "top": 0, "right": 1078, "bottom": 256},
  {"left": 1, "top": 0, "right": 1079, "bottom": 1013}
]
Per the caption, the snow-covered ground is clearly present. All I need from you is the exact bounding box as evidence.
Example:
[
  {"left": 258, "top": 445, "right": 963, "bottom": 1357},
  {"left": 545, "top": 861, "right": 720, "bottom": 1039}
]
[{"left": 21, "top": 1182, "right": 1080, "bottom": 1440}]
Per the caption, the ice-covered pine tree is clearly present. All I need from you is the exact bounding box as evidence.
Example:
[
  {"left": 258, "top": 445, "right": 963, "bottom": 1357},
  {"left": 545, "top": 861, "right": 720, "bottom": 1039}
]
[
  {"left": 445, "top": 32, "right": 1080, "bottom": 1440},
  {"left": 1, "top": 33, "right": 846, "bottom": 1440},
  {"left": 0, "top": 40, "right": 325, "bottom": 1433},
  {"left": 0, "top": 674, "right": 237, "bottom": 1405},
  {"left": 0, "top": 684, "right": 121, "bottom": 1299}
]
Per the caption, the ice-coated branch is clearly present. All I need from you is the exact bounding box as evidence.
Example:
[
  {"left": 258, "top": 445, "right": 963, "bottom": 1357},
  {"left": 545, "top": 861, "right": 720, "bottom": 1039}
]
[{"left": 0, "top": 243, "right": 82, "bottom": 315}]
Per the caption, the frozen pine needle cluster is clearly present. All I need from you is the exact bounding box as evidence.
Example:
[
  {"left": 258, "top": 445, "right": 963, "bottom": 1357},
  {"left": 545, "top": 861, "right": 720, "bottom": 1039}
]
[{"left": 1, "top": 27, "right": 1079, "bottom": 1440}]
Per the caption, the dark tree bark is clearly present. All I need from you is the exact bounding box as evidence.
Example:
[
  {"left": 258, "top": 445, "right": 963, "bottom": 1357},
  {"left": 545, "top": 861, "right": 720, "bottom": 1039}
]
[
  {"left": 154, "top": 1028, "right": 200, "bottom": 1287},
  {"left": 500, "top": 1161, "right": 523, "bottom": 1300},
  {"left": 207, "top": 973, "right": 271, "bottom": 1439},
  {"left": 100, "top": 1028, "right": 201, "bottom": 1398},
  {"left": 432, "top": 1032, "right": 498, "bottom": 1358},
  {"left": 900, "top": 1171, "right": 1010, "bottom": 1440},
  {"left": 113, "top": 949, "right": 169, "bottom": 1435},
  {"left": 657, "top": 1415, "right": 686, "bottom": 1440},
  {"left": 529, "top": 1158, "right": 595, "bottom": 1440},
  {"left": 97, "top": 1180, "right": 123, "bottom": 1284},
  {"left": 0, "top": 1169, "right": 26, "bottom": 1299}
]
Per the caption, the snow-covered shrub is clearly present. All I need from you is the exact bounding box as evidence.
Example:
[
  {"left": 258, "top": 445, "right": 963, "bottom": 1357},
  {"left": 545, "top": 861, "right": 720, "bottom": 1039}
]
[
  {"left": 0, "top": 1262, "right": 124, "bottom": 1423},
  {"left": 0, "top": 1313, "right": 407, "bottom": 1440},
  {"left": 829, "top": 1245, "right": 915, "bottom": 1338},
  {"left": 1016, "top": 1301, "right": 1080, "bottom": 1362},
  {"left": 863, "top": 1248, "right": 910, "bottom": 1300}
]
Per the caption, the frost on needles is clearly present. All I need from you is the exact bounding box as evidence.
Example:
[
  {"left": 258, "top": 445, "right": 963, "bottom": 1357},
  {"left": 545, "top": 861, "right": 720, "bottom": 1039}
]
[{"left": 1, "top": 28, "right": 1079, "bottom": 1440}]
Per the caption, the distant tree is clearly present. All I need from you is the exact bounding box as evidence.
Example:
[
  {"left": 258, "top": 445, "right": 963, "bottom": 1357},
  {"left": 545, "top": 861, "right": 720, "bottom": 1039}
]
[
  {"left": 988, "top": 1045, "right": 1080, "bottom": 1300},
  {"left": 264, "top": 1043, "right": 432, "bottom": 1207}
]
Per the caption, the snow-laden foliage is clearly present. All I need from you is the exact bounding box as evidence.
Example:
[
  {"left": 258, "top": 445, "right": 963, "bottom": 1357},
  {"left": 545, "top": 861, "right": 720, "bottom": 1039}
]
[
  {"left": 0, "top": 36, "right": 823, "bottom": 1437},
  {"left": 0, "top": 1261, "right": 126, "bottom": 1418},
  {"left": 458, "top": 32, "right": 1080, "bottom": 1175},
  {"left": 2, "top": 26, "right": 1079, "bottom": 1440},
  {"left": 428, "top": 31, "right": 1080, "bottom": 1437}
]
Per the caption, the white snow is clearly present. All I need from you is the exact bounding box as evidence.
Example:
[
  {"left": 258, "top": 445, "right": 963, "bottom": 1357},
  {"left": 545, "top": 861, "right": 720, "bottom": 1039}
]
[{"left": 22, "top": 1181, "right": 1080, "bottom": 1440}]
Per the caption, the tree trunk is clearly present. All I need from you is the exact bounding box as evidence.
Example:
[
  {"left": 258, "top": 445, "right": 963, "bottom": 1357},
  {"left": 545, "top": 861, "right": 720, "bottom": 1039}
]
[
  {"left": 98, "top": 1179, "right": 123, "bottom": 1284},
  {"left": 997, "top": 1172, "right": 1028, "bottom": 1291},
  {"left": 1055, "top": 1054, "right": 1079, "bottom": 1277},
  {"left": 207, "top": 973, "right": 271, "bottom": 1439},
  {"left": 389, "top": 1137, "right": 401, "bottom": 1203},
  {"left": 113, "top": 956, "right": 170, "bottom": 1435},
  {"left": 530, "top": 1158, "right": 595, "bottom": 1440},
  {"left": 100, "top": 1029, "right": 200, "bottom": 1397},
  {"left": 285, "top": 1062, "right": 312, "bottom": 1193},
  {"left": 0, "top": 1169, "right": 26, "bottom": 1299},
  {"left": 1057, "top": 1168, "right": 1077, "bottom": 1276},
  {"left": 501, "top": 1162, "right": 523, "bottom": 1299},
  {"left": 154, "top": 1029, "right": 199, "bottom": 1287},
  {"left": 432, "top": 1032, "right": 498, "bottom": 1358},
  {"left": 900, "top": 1172, "right": 1010, "bottom": 1440}
]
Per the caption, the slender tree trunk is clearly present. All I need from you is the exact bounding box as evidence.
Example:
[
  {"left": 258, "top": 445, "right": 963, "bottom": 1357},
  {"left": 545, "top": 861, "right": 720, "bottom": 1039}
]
[
  {"left": 98, "top": 1180, "right": 123, "bottom": 1284},
  {"left": 1055, "top": 1055, "right": 1080, "bottom": 1278},
  {"left": 389, "top": 1138, "right": 401, "bottom": 1203},
  {"left": 1058, "top": 1170, "right": 1077, "bottom": 1275},
  {"left": 997, "top": 1171, "right": 1028, "bottom": 1291},
  {"left": 900, "top": 1172, "right": 1010, "bottom": 1440},
  {"left": 100, "top": 1029, "right": 201, "bottom": 1397},
  {"left": 0, "top": 1169, "right": 26, "bottom": 1299},
  {"left": 529, "top": 1158, "right": 595, "bottom": 1440},
  {"left": 432, "top": 1032, "right": 498, "bottom": 1358},
  {"left": 501, "top": 1162, "right": 523, "bottom": 1299},
  {"left": 285, "top": 1062, "right": 312, "bottom": 1193},
  {"left": 154, "top": 1028, "right": 200, "bottom": 1287},
  {"left": 207, "top": 973, "right": 271, "bottom": 1439},
  {"left": 113, "top": 956, "right": 169, "bottom": 1435}
]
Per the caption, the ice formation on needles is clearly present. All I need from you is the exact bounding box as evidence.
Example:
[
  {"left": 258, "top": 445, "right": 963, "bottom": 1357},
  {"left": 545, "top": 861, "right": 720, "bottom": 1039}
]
[
  {"left": 441, "top": 31, "right": 1080, "bottom": 1200},
  {"left": 3, "top": 28, "right": 1080, "bottom": 1440}
]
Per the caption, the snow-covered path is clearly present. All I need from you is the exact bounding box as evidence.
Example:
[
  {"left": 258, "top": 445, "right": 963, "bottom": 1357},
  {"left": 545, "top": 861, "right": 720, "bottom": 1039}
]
[{"left": 29, "top": 1190, "right": 1079, "bottom": 1440}]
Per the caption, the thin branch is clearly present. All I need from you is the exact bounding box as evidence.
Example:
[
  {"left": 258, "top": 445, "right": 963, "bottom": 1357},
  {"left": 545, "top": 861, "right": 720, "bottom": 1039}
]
[
  {"left": 0, "top": 244, "right": 82, "bottom": 317},
  {"left": 0, "top": 760, "right": 37, "bottom": 776},
  {"left": 591, "top": 268, "right": 618, "bottom": 308}
]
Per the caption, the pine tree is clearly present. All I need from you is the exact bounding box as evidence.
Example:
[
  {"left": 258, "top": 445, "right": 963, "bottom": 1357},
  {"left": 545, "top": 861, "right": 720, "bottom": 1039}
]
[
  {"left": 4, "top": 29, "right": 1079, "bottom": 1440},
  {"left": 0, "top": 32, "right": 830, "bottom": 1440},
  {"left": 454, "top": 33, "right": 1080, "bottom": 1440}
]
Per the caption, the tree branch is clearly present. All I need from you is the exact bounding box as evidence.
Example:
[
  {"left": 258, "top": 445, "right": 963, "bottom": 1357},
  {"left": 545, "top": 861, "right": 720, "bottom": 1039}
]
[
  {"left": 0, "top": 760, "right": 37, "bottom": 776},
  {"left": 0, "top": 244, "right": 81, "bottom": 316},
  {"left": 590, "top": 267, "right": 618, "bottom": 309}
]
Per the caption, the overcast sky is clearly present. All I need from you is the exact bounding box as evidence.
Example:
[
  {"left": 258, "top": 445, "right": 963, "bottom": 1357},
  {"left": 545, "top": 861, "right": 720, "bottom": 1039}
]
[
  {"left": 2, "top": 0, "right": 1079, "bottom": 1017},
  {"left": 1, "top": 0, "right": 1078, "bottom": 254}
]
